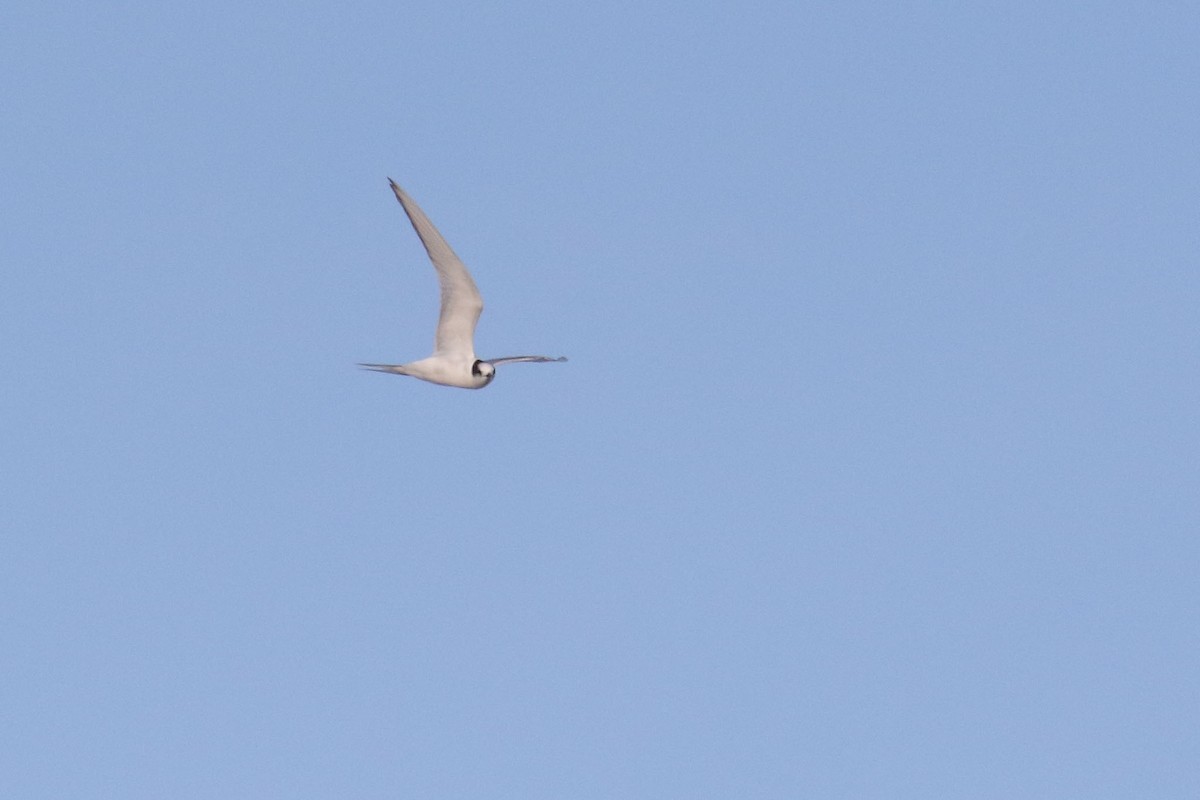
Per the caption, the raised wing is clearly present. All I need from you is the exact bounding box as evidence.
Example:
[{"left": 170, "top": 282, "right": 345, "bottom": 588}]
[
  {"left": 485, "top": 355, "right": 568, "bottom": 367},
  {"left": 389, "top": 179, "right": 483, "bottom": 358}
]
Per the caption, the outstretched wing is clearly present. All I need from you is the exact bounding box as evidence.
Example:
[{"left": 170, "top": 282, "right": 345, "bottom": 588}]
[
  {"left": 389, "top": 179, "right": 483, "bottom": 359},
  {"left": 485, "top": 355, "right": 568, "bottom": 367}
]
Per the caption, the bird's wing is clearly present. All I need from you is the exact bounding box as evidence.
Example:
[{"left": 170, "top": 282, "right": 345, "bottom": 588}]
[
  {"left": 485, "top": 355, "right": 568, "bottom": 367},
  {"left": 389, "top": 179, "right": 483, "bottom": 359}
]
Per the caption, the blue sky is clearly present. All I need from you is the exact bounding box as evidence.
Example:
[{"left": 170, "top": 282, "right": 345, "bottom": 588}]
[{"left": 3, "top": 1, "right": 1198, "bottom": 797}]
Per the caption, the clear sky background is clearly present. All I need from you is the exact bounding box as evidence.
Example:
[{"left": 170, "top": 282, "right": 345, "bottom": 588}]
[{"left": 2, "top": 2, "right": 1197, "bottom": 797}]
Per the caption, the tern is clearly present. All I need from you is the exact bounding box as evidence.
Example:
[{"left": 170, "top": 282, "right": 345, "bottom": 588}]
[{"left": 360, "top": 179, "right": 567, "bottom": 389}]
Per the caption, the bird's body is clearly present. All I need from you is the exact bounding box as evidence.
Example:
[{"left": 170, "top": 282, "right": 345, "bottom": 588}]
[
  {"left": 359, "top": 354, "right": 492, "bottom": 389},
  {"left": 360, "top": 180, "right": 566, "bottom": 389}
]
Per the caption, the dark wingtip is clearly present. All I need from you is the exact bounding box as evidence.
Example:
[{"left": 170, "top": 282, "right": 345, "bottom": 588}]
[{"left": 387, "top": 178, "right": 406, "bottom": 202}]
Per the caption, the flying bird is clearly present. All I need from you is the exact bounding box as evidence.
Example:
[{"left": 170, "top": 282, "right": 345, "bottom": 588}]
[{"left": 360, "top": 179, "right": 567, "bottom": 389}]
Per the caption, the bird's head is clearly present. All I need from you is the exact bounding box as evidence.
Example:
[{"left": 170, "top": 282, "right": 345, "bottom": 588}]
[{"left": 471, "top": 359, "right": 496, "bottom": 387}]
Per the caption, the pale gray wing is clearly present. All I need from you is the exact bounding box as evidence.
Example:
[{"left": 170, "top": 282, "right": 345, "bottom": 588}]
[
  {"left": 389, "top": 179, "right": 483, "bottom": 358},
  {"left": 485, "top": 355, "right": 568, "bottom": 367}
]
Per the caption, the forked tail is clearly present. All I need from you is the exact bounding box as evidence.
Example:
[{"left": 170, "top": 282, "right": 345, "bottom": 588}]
[{"left": 358, "top": 363, "right": 411, "bottom": 375}]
